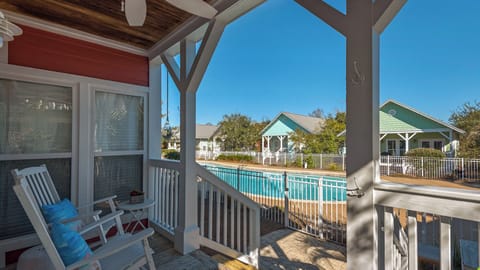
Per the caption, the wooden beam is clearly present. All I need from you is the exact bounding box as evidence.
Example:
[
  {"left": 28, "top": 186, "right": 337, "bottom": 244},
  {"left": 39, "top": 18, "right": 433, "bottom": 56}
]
[
  {"left": 374, "top": 0, "right": 407, "bottom": 34},
  {"left": 295, "top": 0, "right": 348, "bottom": 36},
  {"left": 160, "top": 54, "right": 182, "bottom": 90},
  {"left": 185, "top": 19, "right": 227, "bottom": 92}
]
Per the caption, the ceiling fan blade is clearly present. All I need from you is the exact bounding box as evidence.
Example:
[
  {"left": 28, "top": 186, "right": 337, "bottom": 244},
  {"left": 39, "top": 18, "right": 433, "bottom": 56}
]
[
  {"left": 166, "top": 0, "right": 217, "bottom": 19},
  {"left": 124, "top": 0, "right": 147, "bottom": 26}
]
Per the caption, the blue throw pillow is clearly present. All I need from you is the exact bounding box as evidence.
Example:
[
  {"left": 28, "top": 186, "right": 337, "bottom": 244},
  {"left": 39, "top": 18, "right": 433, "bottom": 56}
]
[
  {"left": 41, "top": 199, "right": 80, "bottom": 230},
  {"left": 50, "top": 222, "right": 93, "bottom": 266}
]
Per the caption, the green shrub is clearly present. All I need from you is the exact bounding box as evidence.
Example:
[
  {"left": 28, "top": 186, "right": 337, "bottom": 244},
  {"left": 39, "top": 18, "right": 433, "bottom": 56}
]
[
  {"left": 327, "top": 163, "right": 340, "bottom": 171},
  {"left": 163, "top": 149, "right": 180, "bottom": 160},
  {"left": 215, "top": 154, "right": 253, "bottom": 162},
  {"left": 406, "top": 148, "right": 445, "bottom": 158}
]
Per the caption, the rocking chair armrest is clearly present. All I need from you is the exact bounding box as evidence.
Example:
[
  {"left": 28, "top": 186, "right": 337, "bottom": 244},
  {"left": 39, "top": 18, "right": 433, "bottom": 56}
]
[
  {"left": 76, "top": 195, "right": 118, "bottom": 210},
  {"left": 66, "top": 228, "right": 154, "bottom": 270},
  {"left": 61, "top": 210, "right": 103, "bottom": 225},
  {"left": 77, "top": 210, "right": 124, "bottom": 235}
]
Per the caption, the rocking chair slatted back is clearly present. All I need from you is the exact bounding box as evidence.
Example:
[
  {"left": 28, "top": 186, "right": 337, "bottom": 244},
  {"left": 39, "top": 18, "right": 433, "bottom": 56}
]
[
  {"left": 12, "top": 165, "right": 61, "bottom": 207},
  {"left": 13, "top": 177, "right": 66, "bottom": 269}
]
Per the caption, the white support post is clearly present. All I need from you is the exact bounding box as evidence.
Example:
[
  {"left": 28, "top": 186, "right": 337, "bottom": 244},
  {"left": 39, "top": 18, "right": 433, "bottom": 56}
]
[
  {"left": 294, "top": 1, "right": 406, "bottom": 269},
  {"left": 160, "top": 19, "right": 227, "bottom": 255},
  {"left": 384, "top": 207, "right": 394, "bottom": 270}
]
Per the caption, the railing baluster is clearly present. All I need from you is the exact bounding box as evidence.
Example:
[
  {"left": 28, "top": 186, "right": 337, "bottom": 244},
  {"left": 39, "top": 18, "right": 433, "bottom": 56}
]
[
  {"left": 230, "top": 198, "right": 235, "bottom": 249},
  {"left": 200, "top": 181, "right": 205, "bottom": 237},
  {"left": 384, "top": 207, "right": 394, "bottom": 270},
  {"left": 208, "top": 183, "right": 213, "bottom": 239},
  {"left": 216, "top": 187, "right": 220, "bottom": 242},
  {"left": 237, "top": 202, "right": 241, "bottom": 251},
  {"left": 440, "top": 216, "right": 451, "bottom": 270},
  {"left": 408, "top": 210, "right": 418, "bottom": 270}
]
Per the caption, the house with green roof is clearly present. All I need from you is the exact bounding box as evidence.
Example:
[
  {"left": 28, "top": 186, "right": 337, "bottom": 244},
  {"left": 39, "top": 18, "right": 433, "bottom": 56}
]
[
  {"left": 379, "top": 100, "right": 464, "bottom": 156},
  {"left": 260, "top": 112, "right": 324, "bottom": 153},
  {"left": 339, "top": 100, "right": 465, "bottom": 156}
]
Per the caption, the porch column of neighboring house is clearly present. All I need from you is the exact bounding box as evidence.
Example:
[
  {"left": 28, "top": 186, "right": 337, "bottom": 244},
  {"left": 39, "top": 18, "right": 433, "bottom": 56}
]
[
  {"left": 261, "top": 136, "right": 265, "bottom": 153},
  {"left": 398, "top": 132, "right": 417, "bottom": 154},
  {"left": 295, "top": 0, "right": 405, "bottom": 269},
  {"left": 278, "top": 135, "right": 285, "bottom": 152},
  {"left": 439, "top": 130, "right": 454, "bottom": 153},
  {"left": 266, "top": 136, "right": 271, "bottom": 152},
  {"left": 160, "top": 18, "right": 227, "bottom": 254}
]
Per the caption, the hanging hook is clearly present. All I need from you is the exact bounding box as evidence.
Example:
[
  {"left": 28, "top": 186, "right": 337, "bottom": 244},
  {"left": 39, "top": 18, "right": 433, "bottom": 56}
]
[{"left": 346, "top": 177, "right": 365, "bottom": 198}]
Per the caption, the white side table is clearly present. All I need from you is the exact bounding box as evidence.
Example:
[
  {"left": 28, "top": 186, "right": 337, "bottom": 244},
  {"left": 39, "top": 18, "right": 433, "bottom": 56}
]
[{"left": 117, "top": 198, "right": 155, "bottom": 233}]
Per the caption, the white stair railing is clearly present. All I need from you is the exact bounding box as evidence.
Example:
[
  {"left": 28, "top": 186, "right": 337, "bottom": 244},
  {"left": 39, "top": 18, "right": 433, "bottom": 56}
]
[{"left": 196, "top": 164, "right": 261, "bottom": 268}]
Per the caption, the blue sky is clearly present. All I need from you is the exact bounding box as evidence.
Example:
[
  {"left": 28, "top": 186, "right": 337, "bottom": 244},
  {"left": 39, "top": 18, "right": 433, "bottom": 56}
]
[{"left": 163, "top": 0, "right": 480, "bottom": 126}]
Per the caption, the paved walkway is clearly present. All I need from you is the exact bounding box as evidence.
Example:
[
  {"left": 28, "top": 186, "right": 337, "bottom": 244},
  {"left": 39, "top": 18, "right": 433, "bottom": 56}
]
[{"left": 260, "top": 229, "right": 346, "bottom": 270}]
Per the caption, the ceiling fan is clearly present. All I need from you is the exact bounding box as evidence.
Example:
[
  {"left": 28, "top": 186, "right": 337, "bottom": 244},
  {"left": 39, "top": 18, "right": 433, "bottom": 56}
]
[{"left": 123, "top": 0, "right": 218, "bottom": 26}]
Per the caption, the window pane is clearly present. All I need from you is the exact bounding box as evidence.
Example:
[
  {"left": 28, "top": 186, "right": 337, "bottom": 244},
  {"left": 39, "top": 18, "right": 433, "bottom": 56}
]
[
  {"left": 0, "top": 159, "right": 71, "bottom": 240},
  {"left": 95, "top": 92, "right": 144, "bottom": 152},
  {"left": 0, "top": 79, "right": 72, "bottom": 154},
  {"left": 434, "top": 141, "right": 443, "bottom": 150},
  {"left": 94, "top": 155, "right": 143, "bottom": 203},
  {"left": 422, "top": 141, "right": 430, "bottom": 148}
]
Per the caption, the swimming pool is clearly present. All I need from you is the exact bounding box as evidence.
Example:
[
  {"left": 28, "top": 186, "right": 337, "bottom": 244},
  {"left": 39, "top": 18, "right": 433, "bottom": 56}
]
[{"left": 203, "top": 164, "right": 347, "bottom": 202}]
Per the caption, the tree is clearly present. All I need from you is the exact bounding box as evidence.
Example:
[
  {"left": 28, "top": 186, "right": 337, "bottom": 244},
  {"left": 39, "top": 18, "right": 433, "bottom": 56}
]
[
  {"left": 217, "top": 114, "right": 259, "bottom": 151},
  {"left": 289, "top": 111, "right": 346, "bottom": 154},
  {"left": 309, "top": 108, "right": 325, "bottom": 119},
  {"left": 449, "top": 101, "right": 480, "bottom": 158}
]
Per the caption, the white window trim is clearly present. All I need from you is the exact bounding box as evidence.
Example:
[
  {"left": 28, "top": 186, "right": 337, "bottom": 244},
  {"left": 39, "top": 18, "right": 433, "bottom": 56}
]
[
  {"left": 91, "top": 86, "right": 148, "bottom": 204},
  {"left": 0, "top": 63, "right": 149, "bottom": 264}
]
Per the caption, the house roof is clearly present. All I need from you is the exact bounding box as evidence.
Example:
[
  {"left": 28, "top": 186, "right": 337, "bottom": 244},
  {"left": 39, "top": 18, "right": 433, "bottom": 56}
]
[
  {"left": 337, "top": 99, "right": 465, "bottom": 136},
  {"left": 261, "top": 112, "right": 324, "bottom": 135},
  {"left": 380, "top": 100, "right": 465, "bottom": 134},
  {"left": 196, "top": 124, "right": 218, "bottom": 139}
]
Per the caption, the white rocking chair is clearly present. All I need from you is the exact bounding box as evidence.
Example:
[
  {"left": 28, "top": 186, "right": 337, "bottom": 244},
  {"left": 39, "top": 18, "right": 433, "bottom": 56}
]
[
  {"left": 11, "top": 165, "right": 124, "bottom": 244},
  {"left": 13, "top": 169, "right": 156, "bottom": 270}
]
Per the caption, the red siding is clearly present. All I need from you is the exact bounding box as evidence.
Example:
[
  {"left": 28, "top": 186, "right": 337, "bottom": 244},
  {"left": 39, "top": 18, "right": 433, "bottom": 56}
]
[{"left": 8, "top": 25, "right": 149, "bottom": 86}]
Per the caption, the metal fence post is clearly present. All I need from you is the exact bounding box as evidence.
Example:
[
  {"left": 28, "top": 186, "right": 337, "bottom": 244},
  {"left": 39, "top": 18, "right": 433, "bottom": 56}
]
[
  {"left": 342, "top": 154, "right": 345, "bottom": 171},
  {"left": 387, "top": 155, "right": 390, "bottom": 175},
  {"left": 320, "top": 154, "right": 323, "bottom": 170},
  {"left": 421, "top": 157, "right": 424, "bottom": 177},
  {"left": 318, "top": 177, "right": 324, "bottom": 239},
  {"left": 284, "top": 171, "right": 289, "bottom": 228},
  {"left": 461, "top": 158, "right": 465, "bottom": 180},
  {"left": 237, "top": 167, "right": 240, "bottom": 191}
]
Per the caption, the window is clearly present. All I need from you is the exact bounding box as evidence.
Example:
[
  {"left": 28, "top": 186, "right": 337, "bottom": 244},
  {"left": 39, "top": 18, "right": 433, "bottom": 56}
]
[
  {"left": 421, "top": 141, "right": 430, "bottom": 148},
  {"left": 94, "top": 91, "right": 144, "bottom": 203},
  {"left": 0, "top": 79, "right": 72, "bottom": 239},
  {"left": 387, "top": 140, "right": 396, "bottom": 155},
  {"left": 434, "top": 141, "right": 443, "bottom": 150}
]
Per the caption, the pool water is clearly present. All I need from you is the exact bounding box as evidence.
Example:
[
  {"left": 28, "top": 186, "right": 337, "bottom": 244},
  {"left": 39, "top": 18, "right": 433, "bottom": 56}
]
[{"left": 204, "top": 165, "right": 347, "bottom": 202}]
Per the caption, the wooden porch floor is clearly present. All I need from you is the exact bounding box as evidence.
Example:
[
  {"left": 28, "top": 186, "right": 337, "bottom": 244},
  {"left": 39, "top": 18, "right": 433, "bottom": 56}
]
[{"left": 3, "top": 219, "right": 345, "bottom": 270}]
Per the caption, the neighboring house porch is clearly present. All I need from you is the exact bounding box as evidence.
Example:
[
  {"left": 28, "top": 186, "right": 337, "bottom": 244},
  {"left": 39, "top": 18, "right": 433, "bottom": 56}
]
[{"left": 260, "top": 112, "right": 324, "bottom": 154}]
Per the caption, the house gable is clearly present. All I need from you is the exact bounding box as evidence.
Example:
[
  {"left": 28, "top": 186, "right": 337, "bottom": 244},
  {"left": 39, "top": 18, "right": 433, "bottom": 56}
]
[
  {"left": 262, "top": 114, "right": 307, "bottom": 136},
  {"left": 380, "top": 101, "right": 452, "bottom": 133}
]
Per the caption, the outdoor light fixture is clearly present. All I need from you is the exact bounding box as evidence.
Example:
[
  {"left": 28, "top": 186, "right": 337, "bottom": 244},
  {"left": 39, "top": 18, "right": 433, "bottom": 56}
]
[{"left": 0, "top": 10, "right": 22, "bottom": 48}]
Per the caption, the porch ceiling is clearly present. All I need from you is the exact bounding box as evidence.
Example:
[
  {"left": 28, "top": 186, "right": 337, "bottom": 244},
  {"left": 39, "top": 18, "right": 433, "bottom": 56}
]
[{"left": 0, "top": 0, "right": 215, "bottom": 49}]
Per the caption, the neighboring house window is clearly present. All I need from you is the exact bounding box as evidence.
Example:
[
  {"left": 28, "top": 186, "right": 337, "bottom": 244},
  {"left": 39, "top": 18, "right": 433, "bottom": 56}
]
[
  {"left": 386, "top": 139, "right": 406, "bottom": 156},
  {"left": 420, "top": 140, "right": 444, "bottom": 151},
  {"left": 387, "top": 140, "right": 396, "bottom": 155},
  {"left": 434, "top": 141, "right": 443, "bottom": 151},
  {"left": 94, "top": 91, "right": 144, "bottom": 203},
  {"left": 0, "top": 79, "right": 73, "bottom": 240}
]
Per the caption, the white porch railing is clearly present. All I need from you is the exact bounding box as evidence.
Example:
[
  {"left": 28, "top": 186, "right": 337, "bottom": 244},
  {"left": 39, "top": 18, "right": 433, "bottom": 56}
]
[
  {"left": 375, "top": 182, "right": 480, "bottom": 269},
  {"left": 149, "top": 159, "right": 180, "bottom": 235},
  {"left": 148, "top": 159, "right": 260, "bottom": 268}
]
